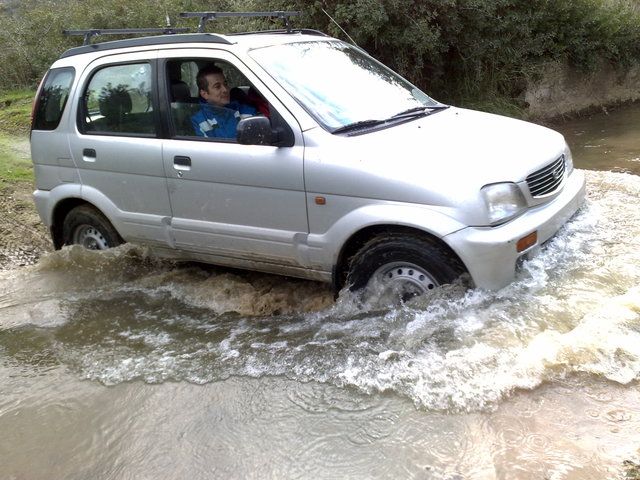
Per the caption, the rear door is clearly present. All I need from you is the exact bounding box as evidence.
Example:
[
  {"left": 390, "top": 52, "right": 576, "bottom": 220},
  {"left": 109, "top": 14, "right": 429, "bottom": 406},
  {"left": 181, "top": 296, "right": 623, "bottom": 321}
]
[
  {"left": 159, "top": 49, "right": 308, "bottom": 267},
  {"left": 67, "top": 50, "right": 173, "bottom": 245}
]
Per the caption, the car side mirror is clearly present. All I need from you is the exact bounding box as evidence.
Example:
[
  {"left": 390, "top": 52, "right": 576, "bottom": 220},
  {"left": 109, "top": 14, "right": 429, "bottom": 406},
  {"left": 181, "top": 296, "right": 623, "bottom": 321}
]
[{"left": 237, "top": 116, "right": 274, "bottom": 146}]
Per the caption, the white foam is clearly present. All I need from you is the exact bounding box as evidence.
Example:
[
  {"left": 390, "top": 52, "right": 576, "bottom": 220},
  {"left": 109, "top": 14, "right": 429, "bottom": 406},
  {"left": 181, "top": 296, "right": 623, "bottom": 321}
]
[{"left": 5, "top": 170, "right": 640, "bottom": 412}]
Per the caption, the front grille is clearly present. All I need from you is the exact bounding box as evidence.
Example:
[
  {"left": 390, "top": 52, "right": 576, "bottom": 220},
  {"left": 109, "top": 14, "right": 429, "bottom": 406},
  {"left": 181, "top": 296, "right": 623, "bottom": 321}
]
[{"left": 526, "top": 155, "right": 566, "bottom": 197}]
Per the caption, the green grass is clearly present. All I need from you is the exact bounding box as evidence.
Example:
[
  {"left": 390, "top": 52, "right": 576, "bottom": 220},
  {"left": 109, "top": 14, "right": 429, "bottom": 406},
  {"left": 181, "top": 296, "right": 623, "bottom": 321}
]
[
  {"left": 447, "top": 92, "right": 530, "bottom": 120},
  {"left": 0, "top": 89, "right": 35, "bottom": 182},
  {"left": 0, "top": 89, "right": 34, "bottom": 102},
  {"left": 0, "top": 134, "right": 32, "bottom": 182},
  {"left": 0, "top": 89, "right": 34, "bottom": 135}
]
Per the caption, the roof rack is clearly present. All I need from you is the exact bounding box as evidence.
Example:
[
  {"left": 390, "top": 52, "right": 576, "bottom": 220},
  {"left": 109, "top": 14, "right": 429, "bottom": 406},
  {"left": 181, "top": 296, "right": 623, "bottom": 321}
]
[
  {"left": 64, "top": 27, "right": 190, "bottom": 46},
  {"left": 180, "top": 11, "right": 301, "bottom": 33},
  {"left": 229, "top": 28, "right": 328, "bottom": 38},
  {"left": 59, "top": 33, "right": 232, "bottom": 59}
]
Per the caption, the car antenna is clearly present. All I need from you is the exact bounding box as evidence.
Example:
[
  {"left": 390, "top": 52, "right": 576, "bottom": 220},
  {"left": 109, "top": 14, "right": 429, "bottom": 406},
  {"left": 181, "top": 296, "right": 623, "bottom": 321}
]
[
  {"left": 179, "top": 11, "right": 301, "bottom": 34},
  {"left": 320, "top": 7, "right": 360, "bottom": 48}
]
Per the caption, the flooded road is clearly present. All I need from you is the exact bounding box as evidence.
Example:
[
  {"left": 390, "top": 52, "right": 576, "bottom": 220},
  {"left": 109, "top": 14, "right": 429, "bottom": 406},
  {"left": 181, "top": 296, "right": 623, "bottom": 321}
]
[{"left": 1, "top": 104, "right": 640, "bottom": 479}]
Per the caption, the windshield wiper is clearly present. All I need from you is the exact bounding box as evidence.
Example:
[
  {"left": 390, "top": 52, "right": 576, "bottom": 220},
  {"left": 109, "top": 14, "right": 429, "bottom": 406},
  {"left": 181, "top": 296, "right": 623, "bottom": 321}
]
[
  {"left": 390, "top": 104, "right": 450, "bottom": 120},
  {"left": 331, "top": 119, "right": 387, "bottom": 134},
  {"left": 331, "top": 105, "right": 450, "bottom": 135}
]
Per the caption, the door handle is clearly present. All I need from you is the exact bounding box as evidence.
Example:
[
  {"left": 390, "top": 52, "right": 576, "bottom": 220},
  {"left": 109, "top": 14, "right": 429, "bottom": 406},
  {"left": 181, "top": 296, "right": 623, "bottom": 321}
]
[
  {"left": 173, "top": 155, "right": 191, "bottom": 171},
  {"left": 82, "top": 148, "right": 96, "bottom": 162}
]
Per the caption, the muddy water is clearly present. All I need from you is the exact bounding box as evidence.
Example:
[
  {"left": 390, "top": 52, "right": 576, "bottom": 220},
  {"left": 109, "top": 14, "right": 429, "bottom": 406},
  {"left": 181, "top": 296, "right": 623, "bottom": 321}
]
[{"left": 1, "top": 106, "right": 640, "bottom": 479}]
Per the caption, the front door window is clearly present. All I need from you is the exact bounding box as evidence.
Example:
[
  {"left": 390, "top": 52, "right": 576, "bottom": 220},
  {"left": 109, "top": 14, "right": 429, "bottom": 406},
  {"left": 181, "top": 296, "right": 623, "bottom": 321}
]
[{"left": 166, "top": 59, "right": 269, "bottom": 140}]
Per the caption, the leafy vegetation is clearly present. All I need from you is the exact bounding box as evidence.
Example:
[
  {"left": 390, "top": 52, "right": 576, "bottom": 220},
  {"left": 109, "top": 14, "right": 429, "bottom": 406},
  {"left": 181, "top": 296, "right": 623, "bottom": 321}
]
[
  {"left": 298, "top": 0, "right": 640, "bottom": 107},
  {"left": 0, "top": 0, "right": 639, "bottom": 115}
]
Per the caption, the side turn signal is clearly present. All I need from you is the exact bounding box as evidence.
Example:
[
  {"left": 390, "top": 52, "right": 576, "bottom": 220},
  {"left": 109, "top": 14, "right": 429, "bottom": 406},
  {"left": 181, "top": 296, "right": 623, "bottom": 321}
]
[{"left": 516, "top": 231, "right": 538, "bottom": 253}]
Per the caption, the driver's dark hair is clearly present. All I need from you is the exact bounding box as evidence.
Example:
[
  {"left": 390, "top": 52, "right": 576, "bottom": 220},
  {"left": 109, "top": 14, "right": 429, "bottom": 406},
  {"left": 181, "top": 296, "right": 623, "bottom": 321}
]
[{"left": 196, "top": 64, "right": 224, "bottom": 93}]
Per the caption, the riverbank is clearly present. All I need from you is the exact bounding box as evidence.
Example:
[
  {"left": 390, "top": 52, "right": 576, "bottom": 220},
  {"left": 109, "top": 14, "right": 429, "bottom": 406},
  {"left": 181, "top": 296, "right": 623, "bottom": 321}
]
[
  {"left": 0, "top": 90, "right": 52, "bottom": 269},
  {"left": 0, "top": 134, "right": 51, "bottom": 270},
  {"left": 526, "top": 60, "right": 640, "bottom": 120}
]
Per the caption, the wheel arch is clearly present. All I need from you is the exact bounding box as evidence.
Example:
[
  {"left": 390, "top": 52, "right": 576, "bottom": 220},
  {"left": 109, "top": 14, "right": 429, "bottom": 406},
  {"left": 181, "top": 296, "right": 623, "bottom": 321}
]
[
  {"left": 332, "top": 224, "right": 467, "bottom": 293},
  {"left": 51, "top": 198, "right": 118, "bottom": 249}
]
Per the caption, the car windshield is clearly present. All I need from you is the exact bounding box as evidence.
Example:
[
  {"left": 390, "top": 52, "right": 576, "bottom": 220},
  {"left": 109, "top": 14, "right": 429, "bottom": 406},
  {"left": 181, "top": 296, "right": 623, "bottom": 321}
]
[{"left": 249, "top": 40, "right": 438, "bottom": 131}]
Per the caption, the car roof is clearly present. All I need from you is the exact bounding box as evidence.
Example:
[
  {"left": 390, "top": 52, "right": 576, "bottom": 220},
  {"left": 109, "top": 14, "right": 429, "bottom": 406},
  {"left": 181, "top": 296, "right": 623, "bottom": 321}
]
[{"left": 59, "top": 30, "right": 332, "bottom": 59}]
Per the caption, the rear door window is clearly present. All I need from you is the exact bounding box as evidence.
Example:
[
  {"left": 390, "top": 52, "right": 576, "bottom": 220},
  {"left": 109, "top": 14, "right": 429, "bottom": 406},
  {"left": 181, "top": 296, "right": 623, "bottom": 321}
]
[
  {"left": 80, "top": 63, "right": 156, "bottom": 136},
  {"left": 32, "top": 67, "right": 75, "bottom": 130}
]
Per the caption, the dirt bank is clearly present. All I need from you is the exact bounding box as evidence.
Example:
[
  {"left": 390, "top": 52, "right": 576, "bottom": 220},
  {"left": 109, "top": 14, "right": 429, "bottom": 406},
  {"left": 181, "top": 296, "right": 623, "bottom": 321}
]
[
  {"left": 0, "top": 179, "right": 52, "bottom": 269},
  {"left": 526, "top": 60, "right": 640, "bottom": 119}
]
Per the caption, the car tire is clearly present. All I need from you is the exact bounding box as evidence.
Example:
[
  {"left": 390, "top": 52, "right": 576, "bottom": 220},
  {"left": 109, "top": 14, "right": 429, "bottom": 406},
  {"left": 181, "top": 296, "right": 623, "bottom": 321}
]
[
  {"left": 62, "top": 205, "right": 123, "bottom": 250},
  {"left": 346, "top": 232, "right": 465, "bottom": 301}
]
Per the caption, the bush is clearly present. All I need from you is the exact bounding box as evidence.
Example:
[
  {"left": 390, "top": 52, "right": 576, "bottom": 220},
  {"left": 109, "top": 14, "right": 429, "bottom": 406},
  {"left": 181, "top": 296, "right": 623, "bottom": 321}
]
[{"left": 0, "top": 0, "right": 638, "bottom": 111}]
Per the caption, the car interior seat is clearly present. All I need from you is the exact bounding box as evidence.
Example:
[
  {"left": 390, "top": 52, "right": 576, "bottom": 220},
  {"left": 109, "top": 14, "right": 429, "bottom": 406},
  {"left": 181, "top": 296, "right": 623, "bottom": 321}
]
[{"left": 98, "top": 87, "right": 132, "bottom": 132}]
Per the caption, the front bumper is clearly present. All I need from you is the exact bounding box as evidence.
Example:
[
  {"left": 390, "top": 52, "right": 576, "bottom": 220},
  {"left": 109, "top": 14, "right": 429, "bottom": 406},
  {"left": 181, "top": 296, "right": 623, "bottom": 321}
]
[{"left": 444, "top": 169, "right": 586, "bottom": 290}]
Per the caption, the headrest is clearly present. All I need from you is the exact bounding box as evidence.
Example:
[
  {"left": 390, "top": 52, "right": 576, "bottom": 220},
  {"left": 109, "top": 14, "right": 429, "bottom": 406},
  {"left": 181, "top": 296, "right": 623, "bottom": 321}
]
[
  {"left": 171, "top": 81, "right": 191, "bottom": 102},
  {"left": 98, "top": 86, "right": 132, "bottom": 119}
]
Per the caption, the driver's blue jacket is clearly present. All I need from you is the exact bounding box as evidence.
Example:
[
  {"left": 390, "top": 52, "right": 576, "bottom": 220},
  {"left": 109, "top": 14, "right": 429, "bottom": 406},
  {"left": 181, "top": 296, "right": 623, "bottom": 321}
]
[{"left": 191, "top": 99, "right": 257, "bottom": 139}]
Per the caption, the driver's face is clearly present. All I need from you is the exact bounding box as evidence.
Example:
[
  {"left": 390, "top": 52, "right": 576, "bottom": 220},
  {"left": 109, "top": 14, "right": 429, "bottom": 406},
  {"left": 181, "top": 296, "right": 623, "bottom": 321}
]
[{"left": 200, "top": 73, "right": 230, "bottom": 107}]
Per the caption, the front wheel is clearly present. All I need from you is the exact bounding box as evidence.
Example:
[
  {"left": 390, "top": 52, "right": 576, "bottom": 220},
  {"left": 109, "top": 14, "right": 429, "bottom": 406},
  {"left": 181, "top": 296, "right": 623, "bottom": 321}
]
[
  {"left": 62, "top": 205, "right": 123, "bottom": 250},
  {"left": 346, "top": 233, "right": 465, "bottom": 302}
]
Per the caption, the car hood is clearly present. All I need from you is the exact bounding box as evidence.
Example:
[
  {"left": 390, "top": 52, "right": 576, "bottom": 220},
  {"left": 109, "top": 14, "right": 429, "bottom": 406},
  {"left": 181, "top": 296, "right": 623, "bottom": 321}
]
[{"left": 304, "top": 107, "right": 568, "bottom": 224}]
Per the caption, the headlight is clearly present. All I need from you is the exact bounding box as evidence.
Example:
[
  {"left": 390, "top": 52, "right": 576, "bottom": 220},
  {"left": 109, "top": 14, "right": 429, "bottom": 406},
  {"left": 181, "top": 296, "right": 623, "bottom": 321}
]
[
  {"left": 564, "top": 142, "right": 574, "bottom": 176},
  {"left": 481, "top": 182, "right": 527, "bottom": 225}
]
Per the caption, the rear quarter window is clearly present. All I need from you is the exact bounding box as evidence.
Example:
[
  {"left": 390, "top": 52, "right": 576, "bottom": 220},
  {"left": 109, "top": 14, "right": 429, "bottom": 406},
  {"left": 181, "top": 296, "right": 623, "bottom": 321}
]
[{"left": 32, "top": 67, "right": 75, "bottom": 130}]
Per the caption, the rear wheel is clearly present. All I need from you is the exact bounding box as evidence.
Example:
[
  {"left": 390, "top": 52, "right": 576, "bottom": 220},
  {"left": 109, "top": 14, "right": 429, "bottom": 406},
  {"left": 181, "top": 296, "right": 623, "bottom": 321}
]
[
  {"left": 62, "top": 205, "right": 123, "bottom": 250},
  {"left": 346, "top": 233, "right": 465, "bottom": 302}
]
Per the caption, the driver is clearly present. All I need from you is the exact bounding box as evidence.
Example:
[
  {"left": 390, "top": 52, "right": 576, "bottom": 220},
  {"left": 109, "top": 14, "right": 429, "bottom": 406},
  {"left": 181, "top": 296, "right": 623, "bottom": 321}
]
[{"left": 191, "top": 64, "right": 257, "bottom": 139}]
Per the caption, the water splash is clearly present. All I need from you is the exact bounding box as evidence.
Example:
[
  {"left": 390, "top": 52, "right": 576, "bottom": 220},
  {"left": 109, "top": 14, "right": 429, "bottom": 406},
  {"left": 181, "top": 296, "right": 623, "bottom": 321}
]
[{"left": 1, "top": 170, "right": 639, "bottom": 411}]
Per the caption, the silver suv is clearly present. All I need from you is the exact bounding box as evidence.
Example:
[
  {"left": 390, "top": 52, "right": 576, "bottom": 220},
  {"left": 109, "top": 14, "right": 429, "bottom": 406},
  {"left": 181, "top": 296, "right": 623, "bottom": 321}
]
[{"left": 30, "top": 22, "right": 586, "bottom": 299}]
